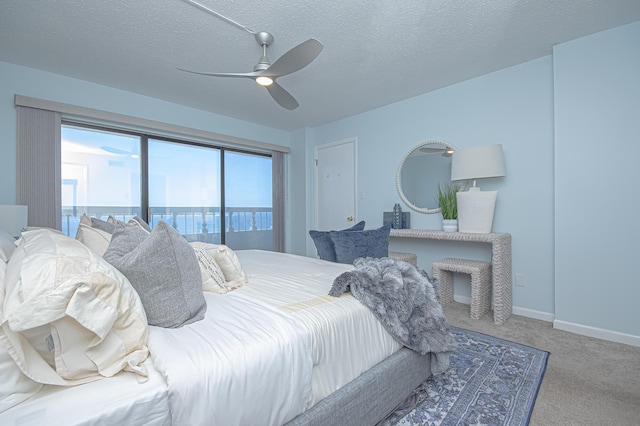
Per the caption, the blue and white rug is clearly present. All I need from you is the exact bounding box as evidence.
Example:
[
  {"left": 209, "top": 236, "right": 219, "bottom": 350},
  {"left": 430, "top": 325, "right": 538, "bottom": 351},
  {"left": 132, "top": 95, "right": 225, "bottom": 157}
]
[{"left": 381, "top": 326, "right": 549, "bottom": 426}]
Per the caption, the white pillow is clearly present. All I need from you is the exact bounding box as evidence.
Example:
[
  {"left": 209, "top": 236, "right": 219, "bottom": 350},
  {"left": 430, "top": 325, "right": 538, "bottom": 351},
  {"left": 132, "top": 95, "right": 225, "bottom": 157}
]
[
  {"left": 190, "top": 242, "right": 247, "bottom": 290},
  {"left": 0, "top": 261, "right": 43, "bottom": 413},
  {"left": 75, "top": 223, "right": 112, "bottom": 256},
  {"left": 1, "top": 228, "right": 149, "bottom": 386},
  {"left": 191, "top": 245, "right": 230, "bottom": 293},
  {"left": 0, "top": 229, "right": 15, "bottom": 262}
]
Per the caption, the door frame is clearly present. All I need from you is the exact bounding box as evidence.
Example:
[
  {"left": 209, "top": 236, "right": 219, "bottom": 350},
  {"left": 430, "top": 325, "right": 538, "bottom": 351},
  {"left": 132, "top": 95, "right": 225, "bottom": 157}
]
[{"left": 314, "top": 137, "right": 358, "bottom": 230}]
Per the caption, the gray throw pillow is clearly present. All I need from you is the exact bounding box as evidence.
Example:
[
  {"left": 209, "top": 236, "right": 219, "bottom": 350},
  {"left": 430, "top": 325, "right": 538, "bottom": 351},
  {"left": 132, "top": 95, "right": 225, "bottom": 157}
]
[
  {"left": 89, "top": 215, "right": 116, "bottom": 234},
  {"left": 309, "top": 221, "right": 365, "bottom": 262},
  {"left": 330, "top": 223, "right": 391, "bottom": 265},
  {"left": 103, "top": 220, "right": 206, "bottom": 328},
  {"left": 129, "top": 216, "right": 152, "bottom": 232}
]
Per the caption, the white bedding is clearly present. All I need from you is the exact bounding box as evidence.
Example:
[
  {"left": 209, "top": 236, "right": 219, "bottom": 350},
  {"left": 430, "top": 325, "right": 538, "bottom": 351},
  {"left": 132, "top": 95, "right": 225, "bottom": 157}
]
[
  {"left": 235, "top": 250, "right": 402, "bottom": 405},
  {"left": 1, "top": 248, "right": 403, "bottom": 425},
  {"left": 0, "top": 358, "right": 170, "bottom": 426},
  {"left": 147, "top": 291, "right": 313, "bottom": 426}
]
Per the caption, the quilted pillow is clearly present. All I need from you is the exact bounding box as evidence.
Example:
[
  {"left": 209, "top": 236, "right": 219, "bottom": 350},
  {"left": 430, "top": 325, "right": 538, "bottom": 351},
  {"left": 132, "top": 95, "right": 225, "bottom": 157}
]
[
  {"left": 330, "top": 223, "right": 391, "bottom": 265},
  {"left": 104, "top": 221, "right": 206, "bottom": 328},
  {"left": 0, "top": 338, "right": 43, "bottom": 413},
  {"left": 0, "top": 260, "right": 44, "bottom": 413},
  {"left": 309, "top": 221, "right": 365, "bottom": 262},
  {"left": 1, "top": 228, "right": 149, "bottom": 385}
]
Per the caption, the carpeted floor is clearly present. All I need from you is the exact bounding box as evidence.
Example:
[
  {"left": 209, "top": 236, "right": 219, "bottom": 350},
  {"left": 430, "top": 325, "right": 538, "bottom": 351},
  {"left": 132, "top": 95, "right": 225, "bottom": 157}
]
[
  {"left": 380, "top": 326, "right": 548, "bottom": 426},
  {"left": 441, "top": 302, "right": 640, "bottom": 426}
]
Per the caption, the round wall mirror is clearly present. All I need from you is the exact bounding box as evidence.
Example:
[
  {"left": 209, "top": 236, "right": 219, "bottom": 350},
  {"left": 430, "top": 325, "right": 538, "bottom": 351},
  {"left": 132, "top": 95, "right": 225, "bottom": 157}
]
[{"left": 396, "top": 140, "right": 463, "bottom": 214}]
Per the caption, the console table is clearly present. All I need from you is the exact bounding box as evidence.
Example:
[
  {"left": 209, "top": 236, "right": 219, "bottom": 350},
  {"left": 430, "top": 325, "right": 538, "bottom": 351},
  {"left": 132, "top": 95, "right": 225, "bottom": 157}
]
[{"left": 390, "top": 229, "right": 512, "bottom": 325}]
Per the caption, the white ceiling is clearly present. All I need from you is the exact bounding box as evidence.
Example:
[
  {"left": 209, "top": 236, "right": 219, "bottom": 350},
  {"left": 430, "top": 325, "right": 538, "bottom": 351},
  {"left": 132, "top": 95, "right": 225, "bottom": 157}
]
[{"left": 2, "top": 0, "right": 640, "bottom": 131}]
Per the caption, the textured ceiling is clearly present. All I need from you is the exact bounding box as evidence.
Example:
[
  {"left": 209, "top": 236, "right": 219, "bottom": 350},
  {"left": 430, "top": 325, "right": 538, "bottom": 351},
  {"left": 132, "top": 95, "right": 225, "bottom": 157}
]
[{"left": 2, "top": 0, "right": 640, "bottom": 130}]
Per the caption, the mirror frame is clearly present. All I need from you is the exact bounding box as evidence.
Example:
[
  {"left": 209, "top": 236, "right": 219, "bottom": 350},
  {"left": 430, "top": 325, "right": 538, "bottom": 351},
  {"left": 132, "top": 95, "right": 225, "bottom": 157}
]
[{"left": 396, "top": 140, "right": 464, "bottom": 214}]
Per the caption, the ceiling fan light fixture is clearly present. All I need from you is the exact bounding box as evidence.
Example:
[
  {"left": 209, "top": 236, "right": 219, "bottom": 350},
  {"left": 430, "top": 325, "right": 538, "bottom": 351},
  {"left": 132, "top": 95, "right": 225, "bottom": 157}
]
[{"left": 255, "top": 76, "right": 274, "bottom": 86}]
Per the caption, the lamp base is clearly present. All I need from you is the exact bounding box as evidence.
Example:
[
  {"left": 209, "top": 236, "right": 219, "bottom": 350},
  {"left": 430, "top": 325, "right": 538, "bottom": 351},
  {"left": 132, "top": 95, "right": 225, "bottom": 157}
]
[{"left": 456, "top": 188, "right": 497, "bottom": 233}]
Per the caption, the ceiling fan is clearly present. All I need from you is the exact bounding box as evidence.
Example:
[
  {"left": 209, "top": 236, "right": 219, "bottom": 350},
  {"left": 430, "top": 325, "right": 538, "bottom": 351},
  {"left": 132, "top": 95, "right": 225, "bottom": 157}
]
[{"left": 179, "top": 0, "right": 324, "bottom": 110}]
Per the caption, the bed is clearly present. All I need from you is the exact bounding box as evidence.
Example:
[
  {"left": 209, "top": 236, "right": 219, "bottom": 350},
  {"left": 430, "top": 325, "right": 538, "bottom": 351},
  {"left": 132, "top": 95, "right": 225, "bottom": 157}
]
[{"left": 0, "top": 225, "right": 444, "bottom": 426}]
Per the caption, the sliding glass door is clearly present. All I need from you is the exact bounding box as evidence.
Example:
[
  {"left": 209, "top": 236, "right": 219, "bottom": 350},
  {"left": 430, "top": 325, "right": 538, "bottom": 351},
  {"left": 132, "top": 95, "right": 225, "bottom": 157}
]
[
  {"left": 148, "top": 139, "right": 222, "bottom": 244},
  {"left": 61, "top": 124, "right": 275, "bottom": 250},
  {"left": 224, "top": 150, "right": 273, "bottom": 250}
]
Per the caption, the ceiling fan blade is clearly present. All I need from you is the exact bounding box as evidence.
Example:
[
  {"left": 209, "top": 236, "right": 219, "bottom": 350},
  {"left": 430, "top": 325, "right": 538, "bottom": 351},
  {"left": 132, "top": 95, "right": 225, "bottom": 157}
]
[
  {"left": 178, "top": 68, "right": 260, "bottom": 78},
  {"left": 266, "top": 82, "right": 299, "bottom": 110},
  {"left": 263, "top": 39, "right": 324, "bottom": 77}
]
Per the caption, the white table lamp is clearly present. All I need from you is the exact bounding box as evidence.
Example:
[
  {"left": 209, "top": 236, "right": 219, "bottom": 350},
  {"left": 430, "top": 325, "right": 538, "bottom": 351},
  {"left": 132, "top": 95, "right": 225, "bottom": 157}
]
[
  {"left": 451, "top": 144, "right": 505, "bottom": 233},
  {"left": 0, "top": 204, "right": 28, "bottom": 237}
]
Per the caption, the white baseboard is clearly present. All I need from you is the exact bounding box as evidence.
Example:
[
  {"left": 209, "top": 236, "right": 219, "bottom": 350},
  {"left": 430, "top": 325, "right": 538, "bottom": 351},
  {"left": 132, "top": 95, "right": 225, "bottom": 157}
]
[
  {"left": 453, "top": 295, "right": 554, "bottom": 322},
  {"left": 512, "top": 306, "right": 555, "bottom": 322},
  {"left": 452, "top": 295, "right": 639, "bottom": 346},
  {"left": 553, "top": 320, "right": 640, "bottom": 348}
]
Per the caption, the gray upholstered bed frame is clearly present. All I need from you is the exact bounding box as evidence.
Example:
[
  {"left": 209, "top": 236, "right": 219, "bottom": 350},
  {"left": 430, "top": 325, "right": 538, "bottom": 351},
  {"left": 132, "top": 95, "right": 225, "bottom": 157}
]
[{"left": 286, "top": 348, "right": 431, "bottom": 426}]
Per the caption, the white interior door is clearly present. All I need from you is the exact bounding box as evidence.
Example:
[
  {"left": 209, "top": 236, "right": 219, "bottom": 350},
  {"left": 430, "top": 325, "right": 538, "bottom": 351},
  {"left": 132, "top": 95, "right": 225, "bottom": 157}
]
[{"left": 315, "top": 138, "right": 357, "bottom": 230}]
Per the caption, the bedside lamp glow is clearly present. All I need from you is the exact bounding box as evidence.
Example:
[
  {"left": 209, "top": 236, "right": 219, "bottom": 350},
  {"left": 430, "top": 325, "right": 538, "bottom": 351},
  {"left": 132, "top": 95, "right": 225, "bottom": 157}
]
[{"left": 451, "top": 144, "right": 506, "bottom": 233}]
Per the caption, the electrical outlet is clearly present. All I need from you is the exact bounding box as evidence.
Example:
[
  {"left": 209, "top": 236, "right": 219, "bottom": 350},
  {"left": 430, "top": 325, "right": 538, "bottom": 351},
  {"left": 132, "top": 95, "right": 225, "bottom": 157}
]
[{"left": 515, "top": 273, "right": 526, "bottom": 287}]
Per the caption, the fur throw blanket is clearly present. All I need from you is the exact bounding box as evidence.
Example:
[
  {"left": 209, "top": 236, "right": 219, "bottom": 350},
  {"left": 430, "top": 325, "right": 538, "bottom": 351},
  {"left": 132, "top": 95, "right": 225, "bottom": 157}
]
[{"left": 329, "top": 257, "right": 457, "bottom": 375}]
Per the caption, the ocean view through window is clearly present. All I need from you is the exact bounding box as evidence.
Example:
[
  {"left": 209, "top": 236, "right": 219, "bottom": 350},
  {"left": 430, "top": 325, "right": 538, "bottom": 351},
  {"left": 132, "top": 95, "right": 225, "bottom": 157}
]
[{"left": 61, "top": 124, "right": 274, "bottom": 250}]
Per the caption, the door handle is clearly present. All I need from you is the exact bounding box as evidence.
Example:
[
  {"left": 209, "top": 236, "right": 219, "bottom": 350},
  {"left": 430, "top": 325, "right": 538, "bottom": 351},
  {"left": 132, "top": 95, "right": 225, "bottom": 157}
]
[{"left": 347, "top": 216, "right": 354, "bottom": 221}]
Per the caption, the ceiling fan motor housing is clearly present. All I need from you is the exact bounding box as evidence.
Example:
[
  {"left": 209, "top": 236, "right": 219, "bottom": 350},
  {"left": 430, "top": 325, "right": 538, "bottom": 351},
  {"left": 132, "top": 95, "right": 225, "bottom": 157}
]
[{"left": 255, "top": 31, "right": 274, "bottom": 47}]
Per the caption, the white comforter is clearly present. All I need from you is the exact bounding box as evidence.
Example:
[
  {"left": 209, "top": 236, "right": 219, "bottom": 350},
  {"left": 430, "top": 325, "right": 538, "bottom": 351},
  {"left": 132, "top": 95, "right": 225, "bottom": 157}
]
[
  {"left": 147, "top": 291, "right": 312, "bottom": 426},
  {"left": 235, "top": 250, "right": 402, "bottom": 406}
]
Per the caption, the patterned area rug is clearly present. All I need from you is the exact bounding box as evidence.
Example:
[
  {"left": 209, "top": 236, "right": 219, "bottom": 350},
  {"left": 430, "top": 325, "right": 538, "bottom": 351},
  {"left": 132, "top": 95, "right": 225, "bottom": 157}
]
[{"left": 380, "top": 326, "right": 549, "bottom": 426}]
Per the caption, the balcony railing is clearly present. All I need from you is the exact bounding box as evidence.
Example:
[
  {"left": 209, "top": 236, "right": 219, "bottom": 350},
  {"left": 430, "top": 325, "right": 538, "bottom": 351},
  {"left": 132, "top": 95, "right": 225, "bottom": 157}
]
[{"left": 62, "top": 206, "right": 273, "bottom": 250}]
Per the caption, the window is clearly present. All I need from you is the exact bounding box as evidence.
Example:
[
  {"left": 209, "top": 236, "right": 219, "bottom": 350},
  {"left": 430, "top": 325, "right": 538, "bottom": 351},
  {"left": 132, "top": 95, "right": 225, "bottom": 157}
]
[
  {"left": 60, "top": 124, "right": 275, "bottom": 250},
  {"left": 61, "top": 125, "right": 142, "bottom": 236},
  {"left": 148, "top": 138, "right": 222, "bottom": 244},
  {"left": 224, "top": 150, "right": 273, "bottom": 250}
]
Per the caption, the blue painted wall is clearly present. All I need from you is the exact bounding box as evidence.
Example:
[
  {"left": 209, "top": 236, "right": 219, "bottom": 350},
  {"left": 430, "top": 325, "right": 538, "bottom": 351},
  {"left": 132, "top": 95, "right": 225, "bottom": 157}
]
[
  {"left": 554, "top": 21, "right": 640, "bottom": 338},
  {"left": 307, "top": 56, "right": 555, "bottom": 318},
  {"left": 304, "top": 20, "right": 640, "bottom": 342}
]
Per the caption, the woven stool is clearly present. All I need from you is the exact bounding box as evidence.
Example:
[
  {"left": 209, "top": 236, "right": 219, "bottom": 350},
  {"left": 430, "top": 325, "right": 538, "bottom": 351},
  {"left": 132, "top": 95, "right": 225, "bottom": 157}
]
[
  {"left": 432, "top": 258, "right": 492, "bottom": 320},
  {"left": 389, "top": 251, "right": 417, "bottom": 266}
]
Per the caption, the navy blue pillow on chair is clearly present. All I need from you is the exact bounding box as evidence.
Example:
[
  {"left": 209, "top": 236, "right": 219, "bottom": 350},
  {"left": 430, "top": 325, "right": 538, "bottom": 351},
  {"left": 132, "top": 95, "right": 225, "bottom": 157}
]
[
  {"left": 330, "top": 223, "right": 392, "bottom": 265},
  {"left": 309, "top": 221, "right": 365, "bottom": 262}
]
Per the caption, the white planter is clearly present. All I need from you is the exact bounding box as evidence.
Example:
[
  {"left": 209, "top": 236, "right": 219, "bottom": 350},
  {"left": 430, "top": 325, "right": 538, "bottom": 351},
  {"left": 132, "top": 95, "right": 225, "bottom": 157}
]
[{"left": 442, "top": 219, "right": 458, "bottom": 232}]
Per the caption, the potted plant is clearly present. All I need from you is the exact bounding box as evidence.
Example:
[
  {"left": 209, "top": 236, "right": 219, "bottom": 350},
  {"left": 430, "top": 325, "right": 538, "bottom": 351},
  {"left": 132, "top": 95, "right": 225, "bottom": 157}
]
[{"left": 437, "top": 183, "right": 460, "bottom": 232}]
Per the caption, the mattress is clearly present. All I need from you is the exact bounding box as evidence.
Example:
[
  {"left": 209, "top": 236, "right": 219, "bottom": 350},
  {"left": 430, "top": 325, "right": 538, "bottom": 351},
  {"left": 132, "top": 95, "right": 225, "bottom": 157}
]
[{"left": 235, "top": 250, "right": 402, "bottom": 406}]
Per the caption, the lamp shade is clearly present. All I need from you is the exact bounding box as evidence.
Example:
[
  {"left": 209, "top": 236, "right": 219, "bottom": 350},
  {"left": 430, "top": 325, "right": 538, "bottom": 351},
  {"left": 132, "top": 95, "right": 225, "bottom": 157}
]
[
  {"left": 0, "top": 204, "right": 28, "bottom": 237},
  {"left": 451, "top": 144, "right": 506, "bottom": 181}
]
